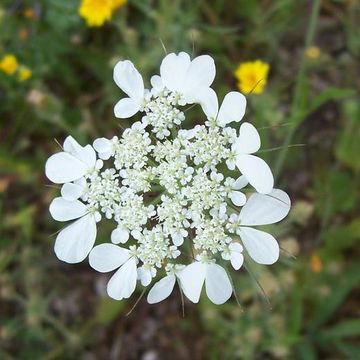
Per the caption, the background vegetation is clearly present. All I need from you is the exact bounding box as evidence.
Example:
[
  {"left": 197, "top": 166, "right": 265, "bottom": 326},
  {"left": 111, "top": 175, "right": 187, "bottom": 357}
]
[{"left": 1, "top": 0, "right": 359, "bottom": 359}]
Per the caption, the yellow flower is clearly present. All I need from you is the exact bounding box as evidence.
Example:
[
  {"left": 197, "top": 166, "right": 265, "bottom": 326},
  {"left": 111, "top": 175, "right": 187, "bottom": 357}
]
[
  {"left": 306, "top": 46, "right": 321, "bottom": 60},
  {"left": 18, "top": 67, "right": 32, "bottom": 82},
  {"left": 79, "top": 0, "right": 127, "bottom": 27},
  {"left": 23, "top": 8, "right": 35, "bottom": 19},
  {"left": 235, "top": 60, "right": 270, "bottom": 95},
  {"left": 310, "top": 253, "right": 323, "bottom": 273},
  {"left": 0, "top": 54, "right": 19, "bottom": 75}
]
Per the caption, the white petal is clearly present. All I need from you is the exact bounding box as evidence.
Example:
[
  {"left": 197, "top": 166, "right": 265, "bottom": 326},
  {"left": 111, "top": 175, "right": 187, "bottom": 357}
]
[
  {"left": 49, "top": 197, "right": 87, "bottom": 221},
  {"left": 240, "top": 189, "right": 291, "bottom": 226},
  {"left": 229, "top": 242, "right": 243, "bottom": 253},
  {"left": 137, "top": 267, "right": 152, "bottom": 286},
  {"left": 45, "top": 152, "right": 88, "bottom": 184},
  {"left": 234, "top": 122, "right": 261, "bottom": 154},
  {"left": 205, "top": 264, "right": 232, "bottom": 305},
  {"left": 239, "top": 227, "right": 279, "bottom": 265},
  {"left": 182, "top": 55, "right": 216, "bottom": 95},
  {"left": 178, "top": 262, "right": 206, "bottom": 303},
  {"left": 63, "top": 136, "right": 96, "bottom": 168},
  {"left": 111, "top": 227, "right": 130, "bottom": 244},
  {"left": 54, "top": 214, "right": 96, "bottom": 264},
  {"left": 229, "top": 191, "right": 247, "bottom": 207},
  {"left": 93, "top": 138, "right": 112, "bottom": 160},
  {"left": 79, "top": 145, "right": 96, "bottom": 168},
  {"left": 172, "top": 233, "right": 184, "bottom": 246},
  {"left": 233, "top": 175, "right": 248, "bottom": 190},
  {"left": 186, "top": 87, "right": 218, "bottom": 118},
  {"left": 147, "top": 274, "right": 176, "bottom": 304},
  {"left": 230, "top": 252, "right": 244, "bottom": 270},
  {"left": 236, "top": 154, "right": 274, "bottom": 194},
  {"left": 113, "top": 60, "right": 144, "bottom": 100},
  {"left": 107, "top": 257, "right": 137, "bottom": 300},
  {"left": 114, "top": 97, "right": 140, "bottom": 118},
  {"left": 217, "top": 91, "right": 247, "bottom": 126},
  {"left": 63, "top": 135, "right": 83, "bottom": 154},
  {"left": 61, "top": 182, "right": 83, "bottom": 201},
  {"left": 150, "top": 75, "right": 163, "bottom": 90},
  {"left": 160, "top": 52, "right": 191, "bottom": 93},
  {"left": 89, "top": 243, "right": 130, "bottom": 273}
]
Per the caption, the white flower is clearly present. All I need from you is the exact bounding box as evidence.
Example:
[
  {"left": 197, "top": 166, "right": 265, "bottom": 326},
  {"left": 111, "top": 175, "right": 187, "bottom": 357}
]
[
  {"left": 45, "top": 136, "right": 99, "bottom": 184},
  {"left": 46, "top": 51, "right": 292, "bottom": 308},
  {"left": 178, "top": 260, "right": 233, "bottom": 305},
  {"left": 236, "top": 189, "right": 291, "bottom": 264},
  {"left": 89, "top": 243, "right": 138, "bottom": 300},
  {"left": 93, "top": 137, "right": 116, "bottom": 160},
  {"left": 224, "top": 175, "right": 248, "bottom": 207},
  {"left": 232, "top": 122, "right": 274, "bottom": 194},
  {"left": 60, "top": 177, "right": 87, "bottom": 201},
  {"left": 111, "top": 226, "right": 129, "bottom": 244},
  {"left": 147, "top": 265, "right": 184, "bottom": 304},
  {"left": 49, "top": 197, "right": 97, "bottom": 263},
  {"left": 147, "top": 273, "right": 177, "bottom": 304},
  {"left": 113, "top": 60, "right": 145, "bottom": 118},
  {"left": 159, "top": 52, "right": 216, "bottom": 111},
  {"left": 222, "top": 242, "right": 244, "bottom": 270},
  {"left": 199, "top": 90, "right": 247, "bottom": 127}
]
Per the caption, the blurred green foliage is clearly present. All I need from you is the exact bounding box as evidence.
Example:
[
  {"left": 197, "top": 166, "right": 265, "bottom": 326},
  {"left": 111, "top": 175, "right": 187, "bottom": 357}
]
[{"left": 0, "top": 0, "right": 359, "bottom": 359}]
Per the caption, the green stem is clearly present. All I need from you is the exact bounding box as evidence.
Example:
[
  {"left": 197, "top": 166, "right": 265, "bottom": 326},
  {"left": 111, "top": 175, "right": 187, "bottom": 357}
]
[{"left": 274, "top": 0, "right": 322, "bottom": 181}]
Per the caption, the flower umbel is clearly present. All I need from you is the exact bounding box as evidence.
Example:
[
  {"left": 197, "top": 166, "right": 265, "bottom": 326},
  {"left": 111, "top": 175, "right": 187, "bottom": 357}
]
[
  {"left": 45, "top": 51, "right": 291, "bottom": 306},
  {"left": 235, "top": 60, "right": 270, "bottom": 95}
]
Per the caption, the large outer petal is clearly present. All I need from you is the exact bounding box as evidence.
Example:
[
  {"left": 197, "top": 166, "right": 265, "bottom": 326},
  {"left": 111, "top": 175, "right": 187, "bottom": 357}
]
[
  {"left": 45, "top": 152, "right": 88, "bottom": 184},
  {"left": 205, "top": 264, "right": 233, "bottom": 305},
  {"left": 178, "top": 262, "right": 206, "bottom": 303},
  {"left": 61, "top": 183, "right": 83, "bottom": 201},
  {"left": 113, "top": 60, "right": 144, "bottom": 100},
  {"left": 240, "top": 189, "right": 291, "bottom": 226},
  {"left": 239, "top": 227, "right": 279, "bottom": 265},
  {"left": 160, "top": 52, "right": 191, "bottom": 93},
  {"left": 49, "top": 197, "right": 87, "bottom": 222},
  {"left": 63, "top": 136, "right": 96, "bottom": 168},
  {"left": 182, "top": 55, "right": 216, "bottom": 95},
  {"left": 236, "top": 154, "right": 274, "bottom": 194},
  {"left": 233, "top": 122, "right": 261, "bottom": 154},
  {"left": 107, "top": 257, "right": 137, "bottom": 300},
  {"left": 114, "top": 97, "right": 140, "bottom": 118},
  {"left": 89, "top": 243, "right": 130, "bottom": 273},
  {"left": 54, "top": 214, "right": 97, "bottom": 264},
  {"left": 186, "top": 87, "right": 218, "bottom": 118},
  {"left": 217, "top": 91, "right": 247, "bottom": 126},
  {"left": 147, "top": 274, "right": 176, "bottom": 304}
]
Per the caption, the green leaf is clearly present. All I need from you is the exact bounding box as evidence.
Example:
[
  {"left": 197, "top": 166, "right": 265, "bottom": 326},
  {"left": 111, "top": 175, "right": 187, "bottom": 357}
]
[
  {"left": 336, "top": 342, "right": 360, "bottom": 359},
  {"left": 310, "top": 264, "right": 360, "bottom": 329},
  {"left": 320, "top": 319, "right": 360, "bottom": 341},
  {"left": 335, "top": 101, "right": 360, "bottom": 170},
  {"left": 324, "top": 219, "right": 360, "bottom": 253},
  {"left": 308, "top": 87, "right": 356, "bottom": 114},
  {"left": 288, "top": 286, "right": 304, "bottom": 337},
  {"left": 297, "top": 341, "right": 317, "bottom": 360}
]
